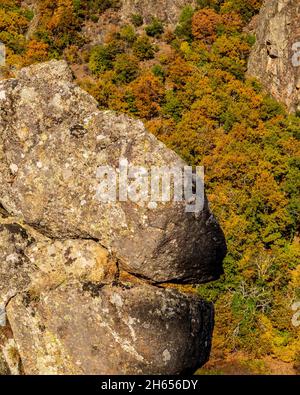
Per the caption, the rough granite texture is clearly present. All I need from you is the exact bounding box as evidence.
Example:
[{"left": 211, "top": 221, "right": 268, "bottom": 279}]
[
  {"left": 0, "top": 218, "right": 214, "bottom": 374},
  {"left": 0, "top": 60, "right": 226, "bottom": 375},
  {"left": 7, "top": 281, "right": 213, "bottom": 375},
  {"left": 248, "top": 0, "right": 300, "bottom": 112},
  {"left": 0, "top": 60, "right": 226, "bottom": 284}
]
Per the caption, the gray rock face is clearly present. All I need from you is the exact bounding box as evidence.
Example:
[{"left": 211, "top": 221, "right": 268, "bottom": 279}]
[
  {"left": 0, "top": 60, "right": 226, "bottom": 284},
  {"left": 0, "top": 222, "right": 34, "bottom": 308},
  {"left": 247, "top": 0, "right": 300, "bottom": 112},
  {"left": 0, "top": 218, "right": 213, "bottom": 375},
  {"left": 7, "top": 281, "right": 213, "bottom": 375},
  {"left": 0, "top": 60, "right": 226, "bottom": 375}
]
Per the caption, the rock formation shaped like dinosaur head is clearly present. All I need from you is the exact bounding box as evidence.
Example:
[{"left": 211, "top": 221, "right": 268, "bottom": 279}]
[
  {"left": 0, "top": 60, "right": 226, "bottom": 374},
  {"left": 0, "top": 60, "right": 226, "bottom": 284}
]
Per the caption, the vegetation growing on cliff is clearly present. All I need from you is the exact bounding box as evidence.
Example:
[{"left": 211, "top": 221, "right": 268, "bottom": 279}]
[{"left": 0, "top": 0, "right": 299, "bottom": 373}]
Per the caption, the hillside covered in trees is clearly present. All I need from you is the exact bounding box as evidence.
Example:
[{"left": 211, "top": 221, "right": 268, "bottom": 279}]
[{"left": 0, "top": 0, "right": 299, "bottom": 374}]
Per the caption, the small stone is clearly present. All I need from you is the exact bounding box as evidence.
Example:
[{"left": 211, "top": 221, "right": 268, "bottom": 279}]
[
  {"left": 148, "top": 201, "right": 158, "bottom": 210},
  {"left": 9, "top": 164, "right": 18, "bottom": 174}
]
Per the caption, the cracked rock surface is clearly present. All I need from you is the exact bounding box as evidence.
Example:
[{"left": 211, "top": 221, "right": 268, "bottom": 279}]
[
  {"left": 0, "top": 60, "right": 226, "bottom": 374},
  {"left": 248, "top": 0, "right": 300, "bottom": 112},
  {"left": 0, "top": 218, "right": 213, "bottom": 374},
  {"left": 0, "top": 60, "right": 226, "bottom": 284}
]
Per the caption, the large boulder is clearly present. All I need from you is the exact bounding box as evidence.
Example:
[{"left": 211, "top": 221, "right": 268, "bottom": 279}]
[
  {"left": 0, "top": 218, "right": 213, "bottom": 375},
  {"left": 247, "top": 0, "right": 300, "bottom": 112},
  {"left": 0, "top": 60, "right": 226, "bottom": 375},
  {"left": 0, "top": 60, "right": 226, "bottom": 284},
  {"left": 7, "top": 280, "right": 213, "bottom": 375}
]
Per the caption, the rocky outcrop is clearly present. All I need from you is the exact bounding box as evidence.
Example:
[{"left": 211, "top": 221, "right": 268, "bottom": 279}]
[
  {"left": 8, "top": 279, "right": 213, "bottom": 375},
  {"left": 82, "top": 0, "right": 196, "bottom": 45},
  {"left": 0, "top": 60, "right": 226, "bottom": 374},
  {"left": 120, "top": 0, "right": 197, "bottom": 25},
  {"left": 247, "top": 0, "right": 300, "bottom": 112},
  {"left": 0, "top": 60, "right": 225, "bottom": 284},
  {"left": 0, "top": 217, "right": 213, "bottom": 374}
]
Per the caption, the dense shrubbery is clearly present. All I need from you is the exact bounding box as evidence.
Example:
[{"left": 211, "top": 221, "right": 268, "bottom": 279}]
[
  {"left": 1, "top": 0, "right": 299, "bottom": 372},
  {"left": 174, "top": 5, "right": 194, "bottom": 40},
  {"left": 113, "top": 53, "right": 140, "bottom": 83},
  {"left": 89, "top": 41, "right": 124, "bottom": 74},
  {"left": 145, "top": 17, "right": 164, "bottom": 38},
  {"left": 0, "top": 0, "right": 124, "bottom": 68},
  {"left": 132, "top": 35, "right": 156, "bottom": 60},
  {"left": 131, "top": 13, "right": 143, "bottom": 27},
  {"left": 73, "top": 0, "right": 121, "bottom": 20}
]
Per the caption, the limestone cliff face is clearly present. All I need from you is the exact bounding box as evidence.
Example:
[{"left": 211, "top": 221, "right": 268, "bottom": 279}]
[
  {"left": 0, "top": 60, "right": 226, "bottom": 375},
  {"left": 247, "top": 0, "right": 300, "bottom": 112}
]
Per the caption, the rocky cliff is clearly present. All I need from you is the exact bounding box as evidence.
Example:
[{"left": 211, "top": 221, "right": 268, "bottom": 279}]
[
  {"left": 120, "top": 0, "right": 197, "bottom": 24},
  {"left": 0, "top": 60, "right": 226, "bottom": 374},
  {"left": 248, "top": 0, "right": 300, "bottom": 112},
  {"left": 82, "top": 0, "right": 197, "bottom": 45}
]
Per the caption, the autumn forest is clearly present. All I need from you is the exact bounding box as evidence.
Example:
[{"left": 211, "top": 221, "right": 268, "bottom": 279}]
[{"left": 0, "top": 0, "right": 299, "bottom": 374}]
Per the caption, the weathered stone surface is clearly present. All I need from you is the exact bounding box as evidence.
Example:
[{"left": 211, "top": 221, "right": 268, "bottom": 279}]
[
  {"left": 247, "top": 0, "right": 300, "bottom": 112},
  {"left": 0, "top": 220, "right": 116, "bottom": 308},
  {"left": 0, "top": 216, "right": 117, "bottom": 375},
  {"left": 0, "top": 60, "right": 226, "bottom": 374},
  {"left": 0, "top": 352, "right": 9, "bottom": 375},
  {"left": 0, "top": 222, "right": 34, "bottom": 308},
  {"left": 0, "top": 60, "right": 226, "bottom": 284},
  {"left": 0, "top": 327, "right": 22, "bottom": 375},
  {"left": 0, "top": 219, "right": 213, "bottom": 374},
  {"left": 7, "top": 280, "right": 213, "bottom": 375}
]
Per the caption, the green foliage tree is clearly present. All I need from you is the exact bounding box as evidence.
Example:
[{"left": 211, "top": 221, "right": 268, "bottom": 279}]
[
  {"left": 152, "top": 64, "right": 165, "bottom": 80},
  {"left": 120, "top": 25, "right": 137, "bottom": 44},
  {"left": 89, "top": 40, "right": 124, "bottom": 74},
  {"left": 132, "top": 35, "right": 156, "bottom": 60},
  {"left": 145, "top": 17, "right": 164, "bottom": 38},
  {"left": 131, "top": 13, "right": 143, "bottom": 27},
  {"left": 113, "top": 53, "right": 140, "bottom": 83},
  {"left": 163, "top": 90, "right": 184, "bottom": 121},
  {"left": 175, "top": 6, "right": 194, "bottom": 40}
]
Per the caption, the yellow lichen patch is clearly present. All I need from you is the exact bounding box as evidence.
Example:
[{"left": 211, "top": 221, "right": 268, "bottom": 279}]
[
  {"left": 1, "top": 338, "right": 22, "bottom": 375},
  {"left": 35, "top": 330, "right": 79, "bottom": 375},
  {"left": 28, "top": 240, "right": 117, "bottom": 295},
  {"left": 118, "top": 270, "right": 146, "bottom": 287}
]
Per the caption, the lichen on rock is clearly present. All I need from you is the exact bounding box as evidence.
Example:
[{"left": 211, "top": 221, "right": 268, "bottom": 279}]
[
  {"left": 0, "top": 60, "right": 226, "bottom": 375},
  {"left": 0, "top": 60, "right": 226, "bottom": 284}
]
